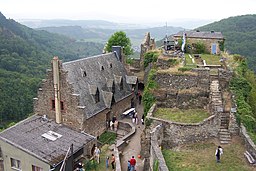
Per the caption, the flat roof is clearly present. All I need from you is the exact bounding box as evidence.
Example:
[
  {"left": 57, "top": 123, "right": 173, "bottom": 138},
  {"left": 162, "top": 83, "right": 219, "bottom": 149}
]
[{"left": 0, "top": 115, "right": 95, "bottom": 165}]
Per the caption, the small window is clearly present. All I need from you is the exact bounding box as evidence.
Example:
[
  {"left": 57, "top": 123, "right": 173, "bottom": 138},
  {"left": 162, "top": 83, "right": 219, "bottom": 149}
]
[
  {"left": 32, "top": 165, "right": 43, "bottom": 171},
  {"left": 52, "top": 100, "right": 55, "bottom": 110},
  {"left": 101, "top": 66, "right": 104, "bottom": 71},
  {"left": 60, "top": 101, "right": 64, "bottom": 110},
  {"left": 51, "top": 100, "right": 64, "bottom": 111},
  {"left": 83, "top": 71, "right": 87, "bottom": 77},
  {"left": 11, "top": 158, "right": 21, "bottom": 170},
  {"left": 0, "top": 147, "right": 2, "bottom": 158},
  {"left": 120, "top": 78, "right": 123, "bottom": 90},
  {"left": 110, "top": 63, "right": 112, "bottom": 68},
  {"left": 94, "top": 89, "right": 100, "bottom": 103}
]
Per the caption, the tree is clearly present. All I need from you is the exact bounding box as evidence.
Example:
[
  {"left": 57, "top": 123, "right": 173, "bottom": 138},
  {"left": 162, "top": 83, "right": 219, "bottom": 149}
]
[{"left": 105, "top": 31, "right": 133, "bottom": 56}]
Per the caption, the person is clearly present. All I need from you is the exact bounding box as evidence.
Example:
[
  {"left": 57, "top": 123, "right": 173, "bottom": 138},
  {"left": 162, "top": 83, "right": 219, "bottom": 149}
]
[
  {"left": 130, "top": 156, "right": 136, "bottom": 171},
  {"left": 141, "top": 114, "right": 145, "bottom": 125},
  {"left": 110, "top": 120, "right": 114, "bottom": 131},
  {"left": 94, "top": 146, "right": 100, "bottom": 163},
  {"left": 127, "top": 160, "right": 131, "bottom": 171},
  {"left": 215, "top": 146, "right": 223, "bottom": 163},
  {"left": 106, "top": 156, "right": 109, "bottom": 168},
  {"left": 111, "top": 154, "right": 115, "bottom": 170},
  {"left": 139, "top": 94, "right": 142, "bottom": 105},
  {"left": 114, "top": 120, "right": 118, "bottom": 131},
  {"left": 77, "top": 162, "right": 83, "bottom": 171},
  {"left": 132, "top": 112, "right": 136, "bottom": 123}
]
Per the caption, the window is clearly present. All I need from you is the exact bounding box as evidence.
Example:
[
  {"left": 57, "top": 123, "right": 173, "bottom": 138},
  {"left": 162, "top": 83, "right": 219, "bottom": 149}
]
[
  {"left": 110, "top": 63, "right": 112, "bottom": 68},
  {"left": 120, "top": 78, "right": 123, "bottom": 90},
  {"left": 51, "top": 100, "right": 64, "bottom": 110},
  {"left": 32, "top": 165, "right": 43, "bottom": 171},
  {"left": 11, "top": 158, "right": 21, "bottom": 170},
  {"left": 52, "top": 100, "right": 55, "bottom": 110},
  {"left": 83, "top": 71, "right": 87, "bottom": 77},
  {"left": 101, "top": 66, "right": 104, "bottom": 71},
  {"left": 94, "top": 89, "right": 100, "bottom": 103}
]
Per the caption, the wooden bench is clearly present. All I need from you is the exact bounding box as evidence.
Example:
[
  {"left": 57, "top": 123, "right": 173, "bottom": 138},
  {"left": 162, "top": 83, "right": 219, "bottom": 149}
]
[{"left": 244, "top": 151, "right": 256, "bottom": 165}]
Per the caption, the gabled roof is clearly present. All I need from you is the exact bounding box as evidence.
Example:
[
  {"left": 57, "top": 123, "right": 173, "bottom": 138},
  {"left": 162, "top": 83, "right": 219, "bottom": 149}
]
[
  {"left": 0, "top": 115, "right": 95, "bottom": 166},
  {"left": 62, "top": 52, "right": 132, "bottom": 118},
  {"left": 173, "top": 30, "right": 224, "bottom": 39}
]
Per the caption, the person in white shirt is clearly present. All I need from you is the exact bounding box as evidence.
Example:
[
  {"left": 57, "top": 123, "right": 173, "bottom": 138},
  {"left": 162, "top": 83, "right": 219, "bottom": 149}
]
[{"left": 215, "top": 146, "right": 223, "bottom": 163}]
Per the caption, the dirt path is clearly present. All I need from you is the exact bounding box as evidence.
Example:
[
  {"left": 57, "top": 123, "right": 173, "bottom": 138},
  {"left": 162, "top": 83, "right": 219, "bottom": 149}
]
[{"left": 120, "top": 101, "right": 144, "bottom": 171}]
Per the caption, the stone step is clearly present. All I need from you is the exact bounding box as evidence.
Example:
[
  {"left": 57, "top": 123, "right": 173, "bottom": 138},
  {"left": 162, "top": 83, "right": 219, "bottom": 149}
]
[
  {"left": 220, "top": 134, "right": 231, "bottom": 139},
  {"left": 220, "top": 140, "right": 230, "bottom": 144},
  {"left": 219, "top": 131, "right": 230, "bottom": 135}
]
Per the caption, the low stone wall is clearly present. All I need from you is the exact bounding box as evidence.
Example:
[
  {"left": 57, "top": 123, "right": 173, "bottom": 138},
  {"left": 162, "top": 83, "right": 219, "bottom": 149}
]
[
  {"left": 116, "top": 121, "right": 136, "bottom": 151},
  {"left": 149, "top": 124, "right": 169, "bottom": 171},
  {"left": 240, "top": 125, "right": 256, "bottom": 159},
  {"left": 147, "top": 104, "right": 218, "bottom": 148},
  {"left": 114, "top": 147, "right": 121, "bottom": 171}
]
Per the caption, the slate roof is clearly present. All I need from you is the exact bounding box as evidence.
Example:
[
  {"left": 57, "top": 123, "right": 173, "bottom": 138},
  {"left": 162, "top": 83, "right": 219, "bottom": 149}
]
[
  {"left": 173, "top": 31, "right": 224, "bottom": 39},
  {"left": 62, "top": 52, "right": 132, "bottom": 118},
  {"left": 0, "top": 115, "right": 95, "bottom": 166}
]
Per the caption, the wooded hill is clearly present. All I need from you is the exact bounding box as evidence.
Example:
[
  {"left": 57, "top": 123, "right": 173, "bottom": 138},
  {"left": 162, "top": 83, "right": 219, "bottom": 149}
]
[
  {"left": 197, "top": 14, "right": 256, "bottom": 72},
  {"left": 0, "top": 12, "right": 103, "bottom": 128}
]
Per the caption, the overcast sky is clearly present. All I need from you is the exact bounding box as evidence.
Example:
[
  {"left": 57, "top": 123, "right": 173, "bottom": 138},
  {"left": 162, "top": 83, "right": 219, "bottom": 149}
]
[{"left": 1, "top": 0, "right": 256, "bottom": 24}]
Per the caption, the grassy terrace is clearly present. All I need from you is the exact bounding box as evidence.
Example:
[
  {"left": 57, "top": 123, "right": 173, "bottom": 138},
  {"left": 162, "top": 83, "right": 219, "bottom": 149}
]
[
  {"left": 162, "top": 138, "right": 254, "bottom": 171},
  {"left": 154, "top": 108, "right": 209, "bottom": 123},
  {"left": 200, "top": 54, "right": 221, "bottom": 65}
]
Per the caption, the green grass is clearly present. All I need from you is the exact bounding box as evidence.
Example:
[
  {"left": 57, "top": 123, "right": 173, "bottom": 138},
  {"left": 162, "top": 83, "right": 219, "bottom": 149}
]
[
  {"left": 98, "top": 131, "right": 117, "bottom": 145},
  {"left": 200, "top": 54, "right": 221, "bottom": 65},
  {"left": 162, "top": 140, "right": 254, "bottom": 171},
  {"left": 154, "top": 108, "right": 209, "bottom": 123},
  {"left": 185, "top": 54, "right": 194, "bottom": 65}
]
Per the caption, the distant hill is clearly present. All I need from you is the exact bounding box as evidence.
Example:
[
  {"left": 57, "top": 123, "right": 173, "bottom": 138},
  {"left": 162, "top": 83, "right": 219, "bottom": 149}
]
[
  {"left": 0, "top": 12, "right": 103, "bottom": 127},
  {"left": 37, "top": 25, "right": 184, "bottom": 46},
  {"left": 197, "top": 14, "right": 256, "bottom": 71}
]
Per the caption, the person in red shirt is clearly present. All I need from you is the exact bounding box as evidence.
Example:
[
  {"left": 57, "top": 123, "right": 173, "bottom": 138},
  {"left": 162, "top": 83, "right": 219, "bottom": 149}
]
[{"left": 130, "top": 156, "right": 136, "bottom": 171}]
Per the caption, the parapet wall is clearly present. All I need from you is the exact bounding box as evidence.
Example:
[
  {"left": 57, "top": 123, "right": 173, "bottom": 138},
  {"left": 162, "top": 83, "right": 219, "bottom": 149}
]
[{"left": 240, "top": 125, "right": 256, "bottom": 159}]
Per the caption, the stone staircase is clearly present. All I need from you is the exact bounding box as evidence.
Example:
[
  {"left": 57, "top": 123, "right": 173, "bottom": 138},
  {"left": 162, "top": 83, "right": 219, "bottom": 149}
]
[{"left": 210, "top": 80, "right": 231, "bottom": 144}]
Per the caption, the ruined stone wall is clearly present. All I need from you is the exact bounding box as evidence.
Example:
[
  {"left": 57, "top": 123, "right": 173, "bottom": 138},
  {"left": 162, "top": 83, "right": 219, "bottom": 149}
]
[
  {"left": 240, "top": 125, "right": 256, "bottom": 159},
  {"left": 147, "top": 104, "right": 219, "bottom": 148},
  {"left": 140, "top": 32, "right": 156, "bottom": 69},
  {"left": 111, "top": 94, "right": 134, "bottom": 118},
  {"left": 218, "top": 68, "right": 233, "bottom": 90},
  {"left": 154, "top": 68, "right": 210, "bottom": 109}
]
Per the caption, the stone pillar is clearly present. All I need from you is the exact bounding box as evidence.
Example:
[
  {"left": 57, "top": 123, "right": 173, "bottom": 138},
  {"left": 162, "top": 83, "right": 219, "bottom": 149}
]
[{"left": 52, "top": 56, "right": 62, "bottom": 124}]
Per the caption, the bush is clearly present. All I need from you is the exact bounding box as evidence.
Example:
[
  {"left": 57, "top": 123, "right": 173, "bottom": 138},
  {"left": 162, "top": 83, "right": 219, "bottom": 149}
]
[
  {"left": 193, "top": 41, "right": 207, "bottom": 54},
  {"left": 144, "top": 51, "right": 159, "bottom": 68},
  {"left": 168, "top": 58, "right": 178, "bottom": 66}
]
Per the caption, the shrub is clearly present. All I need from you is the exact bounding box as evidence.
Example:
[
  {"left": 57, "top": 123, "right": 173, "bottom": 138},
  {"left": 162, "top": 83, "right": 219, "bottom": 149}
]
[
  {"left": 178, "top": 66, "right": 193, "bottom": 72},
  {"left": 144, "top": 51, "right": 159, "bottom": 68}
]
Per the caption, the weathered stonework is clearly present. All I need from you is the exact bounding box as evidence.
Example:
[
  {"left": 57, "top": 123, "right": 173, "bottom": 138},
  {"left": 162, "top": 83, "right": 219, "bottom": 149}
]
[
  {"left": 140, "top": 32, "right": 156, "bottom": 69},
  {"left": 240, "top": 125, "right": 256, "bottom": 159}
]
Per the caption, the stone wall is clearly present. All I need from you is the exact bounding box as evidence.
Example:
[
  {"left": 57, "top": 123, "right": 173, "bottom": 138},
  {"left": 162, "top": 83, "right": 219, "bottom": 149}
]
[
  {"left": 149, "top": 124, "right": 169, "bottom": 171},
  {"left": 240, "top": 125, "right": 256, "bottom": 159},
  {"left": 218, "top": 68, "right": 233, "bottom": 90},
  {"left": 154, "top": 68, "right": 210, "bottom": 109},
  {"left": 147, "top": 104, "right": 219, "bottom": 148},
  {"left": 140, "top": 32, "right": 156, "bottom": 69}
]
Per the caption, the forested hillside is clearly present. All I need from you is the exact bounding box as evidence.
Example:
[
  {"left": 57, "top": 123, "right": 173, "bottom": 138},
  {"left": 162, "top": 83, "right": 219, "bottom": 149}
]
[
  {"left": 197, "top": 14, "right": 256, "bottom": 71},
  {"left": 37, "top": 26, "right": 183, "bottom": 46},
  {"left": 0, "top": 12, "right": 103, "bottom": 128}
]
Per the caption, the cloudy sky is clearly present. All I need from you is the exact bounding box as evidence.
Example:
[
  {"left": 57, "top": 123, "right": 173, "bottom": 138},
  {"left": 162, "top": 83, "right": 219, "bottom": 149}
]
[{"left": 1, "top": 0, "right": 256, "bottom": 24}]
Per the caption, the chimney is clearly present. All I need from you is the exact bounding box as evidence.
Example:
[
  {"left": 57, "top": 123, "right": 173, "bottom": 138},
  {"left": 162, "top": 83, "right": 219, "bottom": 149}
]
[
  {"left": 52, "top": 56, "right": 62, "bottom": 124},
  {"left": 112, "top": 46, "right": 122, "bottom": 62}
]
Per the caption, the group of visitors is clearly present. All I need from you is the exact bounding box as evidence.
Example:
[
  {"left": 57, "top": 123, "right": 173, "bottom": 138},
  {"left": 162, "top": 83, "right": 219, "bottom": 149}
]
[
  {"left": 106, "top": 154, "right": 116, "bottom": 170},
  {"left": 127, "top": 156, "right": 137, "bottom": 171}
]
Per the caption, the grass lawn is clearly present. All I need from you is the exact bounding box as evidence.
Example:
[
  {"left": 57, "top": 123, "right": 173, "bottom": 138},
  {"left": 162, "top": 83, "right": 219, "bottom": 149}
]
[
  {"left": 185, "top": 54, "right": 194, "bottom": 65},
  {"left": 162, "top": 138, "right": 254, "bottom": 171},
  {"left": 98, "top": 131, "right": 117, "bottom": 145},
  {"left": 200, "top": 54, "right": 221, "bottom": 65},
  {"left": 154, "top": 108, "right": 209, "bottom": 123}
]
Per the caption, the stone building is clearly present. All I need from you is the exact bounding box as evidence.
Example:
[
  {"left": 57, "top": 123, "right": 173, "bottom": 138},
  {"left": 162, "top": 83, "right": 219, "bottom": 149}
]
[
  {"left": 34, "top": 48, "right": 134, "bottom": 137},
  {"left": 0, "top": 115, "right": 96, "bottom": 171},
  {"left": 173, "top": 30, "right": 225, "bottom": 54}
]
